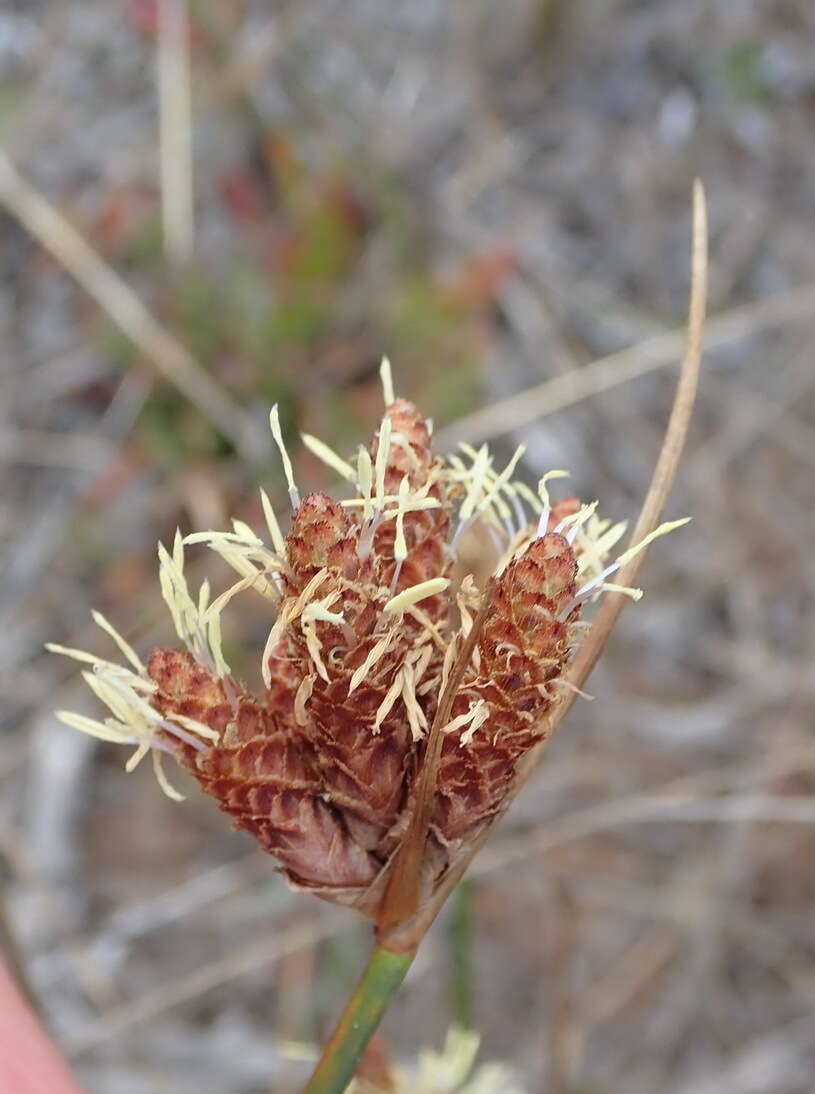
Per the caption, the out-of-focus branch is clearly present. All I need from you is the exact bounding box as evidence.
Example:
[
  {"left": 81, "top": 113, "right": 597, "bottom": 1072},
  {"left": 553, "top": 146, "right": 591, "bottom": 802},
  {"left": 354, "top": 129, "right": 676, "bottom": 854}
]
[
  {"left": 157, "top": 0, "right": 195, "bottom": 263},
  {"left": 438, "top": 238, "right": 811, "bottom": 451},
  {"left": 0, "top": 151, "right": 267, "bottom": 464}
]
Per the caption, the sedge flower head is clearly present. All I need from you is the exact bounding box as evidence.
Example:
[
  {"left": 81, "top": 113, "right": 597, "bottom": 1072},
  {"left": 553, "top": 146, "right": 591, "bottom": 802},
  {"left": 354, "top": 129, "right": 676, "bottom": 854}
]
[{"left": 49, "top": 359, "right": 686, "bottom": 912}]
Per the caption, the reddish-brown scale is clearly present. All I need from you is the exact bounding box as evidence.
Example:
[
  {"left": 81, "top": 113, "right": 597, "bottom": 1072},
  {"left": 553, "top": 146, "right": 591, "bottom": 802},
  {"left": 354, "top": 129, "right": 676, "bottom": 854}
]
[
  {"left": 307, "top": 673, "right": 415, "bottom": 850},
  {"left": 283, "top": 587, "right": 419, "bottom": 850},
  {"left": 285, "top": 493, "right": 359, "bottom": 592},
  {"left": 147, "top": 648, "right": 377, "bottom": 889}
]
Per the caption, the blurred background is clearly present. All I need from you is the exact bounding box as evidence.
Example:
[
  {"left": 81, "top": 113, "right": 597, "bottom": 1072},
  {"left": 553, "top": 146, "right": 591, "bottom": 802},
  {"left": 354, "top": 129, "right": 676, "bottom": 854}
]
[{"left": 2, "top": 1, "right": 815, "bottom": 1091}]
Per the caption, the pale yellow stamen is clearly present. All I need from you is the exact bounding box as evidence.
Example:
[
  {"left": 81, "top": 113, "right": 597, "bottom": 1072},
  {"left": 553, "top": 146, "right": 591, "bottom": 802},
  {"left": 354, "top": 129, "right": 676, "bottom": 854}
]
[
  {"left": 454, "top": 582, "right": 481, "bottom": 670},
  {"left": 599, "top": 582, "right": 643, "bottom": 601},
  {"left": 199, "top": 541, "right": 279, "bottom": 601},
  {"left": 461, "top": 699, "right": 491, "bottom": 745},
  {"left": 289, "top": 569, "right": 332, "bottom": 622},
  {"left": 91, "top": 611, "right": 145, "bottom": 673},
  {"left": 416, "top": 670, "right": 443, "bottom": 698},
  {"left": 259, "top": 487, "right": 287, "bottom": 556},
  {"left": 348, "top": 630, "right": 393, "bottom": 694},
  {"left": 383, "top": 577, "right": 450, "bottom": 615},
  {"left": 393, "top": 474, "right": 411, "bottom": 563},
  {"left": 157, "top": 540, "right": 187, "bottom": 643},
  {"left": 261, "top": 621, "right": 281, "bottom": 689},
  {"left": 457, "top": 592, "right": 474, "bottom": 640},
  {"left": 459, "top": 444, "right": 490, "bottom": 522},
  {"left": 173, "top": 527, "right": 184, "bottom": 569},
  {"left": 301, "top": 433, "right": 356, "bottom": 483},
  {"left": 125, "top": 740, "right": 150, "bottom": 773},
  {"left": 458, "top": 443, "right": 513, "bottom": 524},
  {"left": 357, "top": 446, "right": 373, "bottom": 522},
  {"left": 55, "top": 710, "right": 130, "bottom": 743},
  {"left": 45, "top": 644, "right": 154, "bottom": 691},
  {"left": 167, "top": 712, "right": 220, "bottom": 741},
  {"left": 556, "top": 500, "right": 599, "bottom": 540},
  {"left": 182, "top": 529, "right": 261, "bottom": 547},
  {"left": 380, "top": 355, "right": 395, "bottom": 406},
  {"left": 302, "top": 590, "right": 344, "bottom": 627},
  {"left": 152, "top": 748, "right": 185, "bottom": 801},
  {"left": 441, "top": 703, "right": 475, "bottom": 738},
  {"left": 373, "top": 674, "right": 403, "bottom": 734},
  {"left": 594, "top": 519, "right": 628, "bottom": 555},
  {"left": 400, "top": 660, "right": 427, "bottom": 741},
  {"left": 575, "top": 518, "right": 627, "bottom": 576},
  {"left": 537, "top": 469, "right": 571, "bottom": 533},
  {"left": 299, "top": 591, "right": 343, "bottom": 682},
  {"left": 269, "top": 404, "right": 301, "bottom": 509},
  {"left": 83, "top": 671, "right": 159, "bottom": 730},
  {"left": 411, "top": 641, "right": 434, "bottom": 687},
  {"left": 559, "top": 678, "right": 595, "bottom": 701},
  {"left": 616, "top": 518, "right": 691, "bottom": 566},
  {"left": 340, "top": 495, "right": 440, "bottom": 512},
  {"left": 232, "top": 518, "right": 260, "bottom": 542},
  {"left": 302, "top": 617, "right": 330, "bottom": 683},
  {"left": 220, "top": 551, "right": 278, "bottom": 599},
  {"left": 379, "top": 498, "right": 441, "bottom": 519},
  {"left": 207, "top": 611, "right": 230, "bottom": 677},
  {"left": 477, "top": 445, "right": 526, "bottom": 517},
  {"left": 198, "top": 579, "right": 211, "bottom": 618},
  {"left": 374, "top": 415, "right": 392, "bottom": 508}
]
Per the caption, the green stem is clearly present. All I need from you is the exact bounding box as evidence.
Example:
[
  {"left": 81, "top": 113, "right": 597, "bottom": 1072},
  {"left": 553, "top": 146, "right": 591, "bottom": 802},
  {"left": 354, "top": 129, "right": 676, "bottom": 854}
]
[
  {"left": 302, "top": 943, "right": 414, "bottom": 1094},
  {"left": 448, "top": 879, "right": 475, "bottom": 1030}
]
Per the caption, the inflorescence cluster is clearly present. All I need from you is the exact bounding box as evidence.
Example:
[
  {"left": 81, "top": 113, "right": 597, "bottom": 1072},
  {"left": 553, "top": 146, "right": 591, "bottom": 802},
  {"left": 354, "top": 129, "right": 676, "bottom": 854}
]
[{"left": 50, "top": 361, "right": 685, "bottom": 911}]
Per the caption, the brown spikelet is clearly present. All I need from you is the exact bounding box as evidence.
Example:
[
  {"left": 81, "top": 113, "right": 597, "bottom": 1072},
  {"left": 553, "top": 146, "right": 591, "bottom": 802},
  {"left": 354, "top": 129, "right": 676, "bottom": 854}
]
[
  {"left": 148, "top": 648, "right": 378, "bottom": 889},
  {"left": 432, "top": 533, "right": 581, "bottom": 843},
  {"left": 284, "top": 492, "right": 361, "bottom": 591},
  {"left": 371, "top": 399, "right": 452, "bottom": 616}
]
